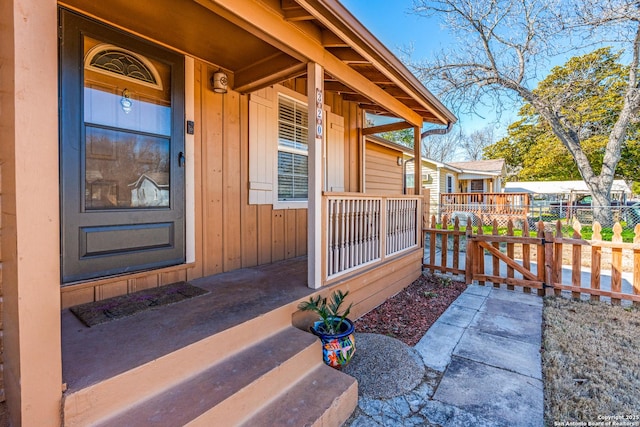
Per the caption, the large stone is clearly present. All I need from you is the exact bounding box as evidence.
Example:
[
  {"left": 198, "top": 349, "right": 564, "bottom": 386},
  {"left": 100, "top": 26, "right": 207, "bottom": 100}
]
[{"left": 343, "top": 333, "right": 425, "bottom": 399}]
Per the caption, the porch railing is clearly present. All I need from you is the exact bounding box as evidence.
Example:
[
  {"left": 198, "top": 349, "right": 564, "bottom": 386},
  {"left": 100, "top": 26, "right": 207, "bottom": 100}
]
[
  {"left": 440, "top": 192, "right": 530, "bottom": 218},
  {"left": 323, "top": 193, "right": 421, "bottom": 281}
]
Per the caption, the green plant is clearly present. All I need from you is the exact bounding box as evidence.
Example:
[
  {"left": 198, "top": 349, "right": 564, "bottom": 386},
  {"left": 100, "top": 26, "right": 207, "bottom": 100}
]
[{"left": 298, "top": 289, "right": 353, "bottom": 335}]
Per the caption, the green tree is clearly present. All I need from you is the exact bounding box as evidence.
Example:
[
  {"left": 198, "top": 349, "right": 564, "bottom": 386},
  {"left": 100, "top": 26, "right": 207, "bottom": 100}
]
[{"left": 484, "top": 48, "right": 640, "bottom": 184}]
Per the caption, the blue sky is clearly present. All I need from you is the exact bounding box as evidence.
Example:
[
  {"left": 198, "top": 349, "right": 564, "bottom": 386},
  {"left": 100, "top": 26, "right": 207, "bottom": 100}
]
[{"left": 340, "top": 0, "right": 516, "bottom": 138}]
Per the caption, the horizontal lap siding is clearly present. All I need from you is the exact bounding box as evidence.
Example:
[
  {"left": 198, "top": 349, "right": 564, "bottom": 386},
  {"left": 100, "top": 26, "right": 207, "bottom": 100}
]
[{"left": 365, "top": 142, "right": 403, "bottom": 194}]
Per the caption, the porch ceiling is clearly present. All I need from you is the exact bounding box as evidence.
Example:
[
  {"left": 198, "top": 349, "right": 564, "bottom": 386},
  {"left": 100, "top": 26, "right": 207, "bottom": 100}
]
[{"left": 59, "top": 0, "right": 455, "bottom": 126}]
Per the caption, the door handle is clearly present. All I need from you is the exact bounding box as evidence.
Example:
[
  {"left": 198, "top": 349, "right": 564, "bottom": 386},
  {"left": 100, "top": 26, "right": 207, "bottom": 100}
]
[{"left": 178, "top": 151, "right": 185, "bottom": 167}]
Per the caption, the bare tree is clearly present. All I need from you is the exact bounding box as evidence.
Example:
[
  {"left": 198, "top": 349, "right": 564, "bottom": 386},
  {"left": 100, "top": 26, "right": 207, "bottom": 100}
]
[
  {"left": 410, "top": 0, "right": 640, "bottom": 223},
  {"left": 424, "top": 127, "right": 463, "bottom": 162},
  {"left": 459, "top": 126, "right": 494, "bottom": 160}
]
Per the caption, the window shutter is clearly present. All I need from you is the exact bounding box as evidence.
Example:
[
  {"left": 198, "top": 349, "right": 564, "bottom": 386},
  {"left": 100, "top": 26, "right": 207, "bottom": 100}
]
[
  {"left": 326, "top": 111, "right": 345, "bottom": 192},
  {"left": 249, "top": 87, "right": 276, "bottom": 204}
]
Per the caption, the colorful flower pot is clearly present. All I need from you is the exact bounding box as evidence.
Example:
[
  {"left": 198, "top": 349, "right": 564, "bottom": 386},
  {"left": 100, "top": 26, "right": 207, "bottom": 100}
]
[{"left": 311, "top": 317, "right": 356, "bottom": 369}]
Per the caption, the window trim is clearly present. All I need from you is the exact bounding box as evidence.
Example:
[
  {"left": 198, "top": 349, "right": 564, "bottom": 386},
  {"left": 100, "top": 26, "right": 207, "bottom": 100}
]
[
  {"left": 273, "top": 87, "right": 309, "bottom": 210},
  {"left": 446, "top": 173, "right": 455, "bottom": 193}
]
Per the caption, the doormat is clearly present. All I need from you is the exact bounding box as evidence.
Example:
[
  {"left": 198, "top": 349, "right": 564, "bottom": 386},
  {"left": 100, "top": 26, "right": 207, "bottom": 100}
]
[{"left": 69, "top": 281, "right": 209, "bottom": 327}]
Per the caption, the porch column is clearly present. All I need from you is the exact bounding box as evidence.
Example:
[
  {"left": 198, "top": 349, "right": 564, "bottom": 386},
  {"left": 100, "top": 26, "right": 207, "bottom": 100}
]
[
  {"left": 307, "top": 62, "right": 324, "bottom": 288},
  {"left": 0, "top": 1, "right": 62, "bottom": 425},
  {"left": 414, "top": 126, "right": 422, "bottom": 195}
]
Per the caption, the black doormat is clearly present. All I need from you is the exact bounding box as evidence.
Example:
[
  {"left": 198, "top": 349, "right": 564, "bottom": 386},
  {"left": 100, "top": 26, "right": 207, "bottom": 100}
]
[{"left": 69, "top": 281, "right": 209, "bottom": 327}]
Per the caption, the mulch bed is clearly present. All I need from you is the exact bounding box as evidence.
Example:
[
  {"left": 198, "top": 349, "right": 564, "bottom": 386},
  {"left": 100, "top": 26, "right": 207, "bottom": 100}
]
[{"left": 354, "top": 273, "right": 467, "bottom": 346}]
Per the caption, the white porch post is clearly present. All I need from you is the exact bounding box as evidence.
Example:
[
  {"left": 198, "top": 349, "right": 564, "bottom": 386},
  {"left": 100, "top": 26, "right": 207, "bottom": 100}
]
[
  {"left": 307, "top": 62, "right": 324, "bottom": 288},
  {"left": 414, "top": 126, "right": 422, "bottom": 195}
]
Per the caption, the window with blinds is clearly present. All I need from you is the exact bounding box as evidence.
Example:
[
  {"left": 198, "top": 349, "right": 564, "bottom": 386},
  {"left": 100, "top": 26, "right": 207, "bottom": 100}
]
[{"left": 277, "top": 95, "right": 308, "bottom": 201}]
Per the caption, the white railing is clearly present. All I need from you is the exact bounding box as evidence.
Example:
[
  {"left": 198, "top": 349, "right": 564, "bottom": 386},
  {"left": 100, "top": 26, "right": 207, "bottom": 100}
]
[
  {"left": 324, "top": 193, "right": 421, "bottom": 281},
  {"left": 386, "top": 198, "right": 419, "bottom": 256}
]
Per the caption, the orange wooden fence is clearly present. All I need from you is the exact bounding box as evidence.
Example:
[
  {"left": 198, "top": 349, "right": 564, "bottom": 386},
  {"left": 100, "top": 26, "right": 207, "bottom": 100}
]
[{"left": 423, "top": 216, "right": 640, "bottom": 306}]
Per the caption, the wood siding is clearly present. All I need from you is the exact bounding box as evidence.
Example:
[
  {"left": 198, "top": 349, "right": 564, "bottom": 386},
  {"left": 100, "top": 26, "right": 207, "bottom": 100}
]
[{"left": 364, "top": 142, "right": 403, "bottom": 194}]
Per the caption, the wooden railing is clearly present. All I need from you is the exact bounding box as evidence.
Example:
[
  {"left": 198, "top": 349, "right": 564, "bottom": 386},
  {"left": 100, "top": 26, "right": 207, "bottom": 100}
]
[
  {"left": 439, "top": 192, "right": 530, "bottom": 219},
  {"left": 423, "top": 216, "right": 640, "bottom": 306},
  {"left": 324, "top": 193, "right": 421, "bottom": 281}
]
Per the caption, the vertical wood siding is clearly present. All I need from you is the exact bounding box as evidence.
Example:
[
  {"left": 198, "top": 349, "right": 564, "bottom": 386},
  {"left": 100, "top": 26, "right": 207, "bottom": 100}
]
[{"left": 61, "top": 61, "right": 310, "bottom": 307}]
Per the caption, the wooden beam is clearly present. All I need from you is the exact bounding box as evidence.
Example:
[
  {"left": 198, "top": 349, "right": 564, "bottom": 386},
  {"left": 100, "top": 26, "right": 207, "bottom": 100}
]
[
  {"left": 326, "top": 47, "right": 368, "bottom": 63},
  {"left": 321, "top": 30, "right": 348, "bottom": 47},
  {"left": 283, "top": 8, "right": 315, "bottom": 21},
  {"left": 195, "top": 0, "right": 424, "bottom": 126},
  {"left": 362, "top": 121, "right": 412, "bottom": 136},
  {"left": 234, "top": 53, "right": 307, "bottom": 92}
]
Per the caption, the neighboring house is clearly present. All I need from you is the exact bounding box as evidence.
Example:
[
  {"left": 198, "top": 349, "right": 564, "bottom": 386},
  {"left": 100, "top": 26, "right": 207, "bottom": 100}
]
[
  {"left": 447, "top": 159, "right": 506, "bottom": 193},
  {"left": 129, "top": 173, "right": 170, "bottom": 207},
  {"left": 363, "top": 136, "right": 508, "bottom": 220},
  {"left": 1, "top": 1, "right": 456, "bottom": 425}
]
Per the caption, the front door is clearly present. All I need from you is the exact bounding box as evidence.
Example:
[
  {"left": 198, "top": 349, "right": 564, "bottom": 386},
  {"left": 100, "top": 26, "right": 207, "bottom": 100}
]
[{"left": 60, "top": 10, "right": 185, "bottom": 283}]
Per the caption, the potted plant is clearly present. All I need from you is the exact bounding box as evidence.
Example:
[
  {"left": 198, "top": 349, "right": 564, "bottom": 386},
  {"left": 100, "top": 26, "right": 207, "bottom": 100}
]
[{"left": 298, "top": 289, "right": 356, "bottom": 369}]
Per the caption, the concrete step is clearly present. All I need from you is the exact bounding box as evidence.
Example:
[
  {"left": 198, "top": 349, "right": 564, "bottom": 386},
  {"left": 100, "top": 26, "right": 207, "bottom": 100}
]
[
  {"left": 240, "top": 364, "right": 358, "bottom": 427},
  {"left": 94, "top": 326, "right": 320, "bottom": 426},
  {"left": 63, "top": 305, "right": 296, "bottom": 426}
]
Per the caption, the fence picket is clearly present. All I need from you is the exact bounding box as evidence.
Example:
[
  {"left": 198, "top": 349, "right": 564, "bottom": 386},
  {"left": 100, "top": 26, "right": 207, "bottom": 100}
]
[
  {"left": 571, "top": 220, "right": 582, "bottom": 299},
  {"left": 492, "top": 220, "right": 500, "bottom": 288},
  {"left": 477, "top": 220, "right": 485, "bottom": 286},
  {"left": 591, "top": 222, "right": 602, "bottom": 302},
  {"left": 507, "top": 220, "right": 515, "bottom": 290},
  {"left": 553, "top": 221, "right": 563, "bottom": 296},
  {"left": 441, "top": 215, "right": 449, "bottom": 273},
  {"left": 522, "top": 220, "right": 531, "bottom": 294},
  {"left": 611, "top": 222, "right": 623, "bottom": 305},
  {"left": 634, "top": 224, "right": 640, "bottom": 307},
  {"left": 536, "top": 221, "right": 545, "bottom": 296},
  {"left": 453, "top": 217, "right": 460, "bottom": 271}
]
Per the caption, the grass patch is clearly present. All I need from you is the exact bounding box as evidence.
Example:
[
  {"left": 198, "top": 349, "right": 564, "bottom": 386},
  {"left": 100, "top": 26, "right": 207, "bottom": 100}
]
[
  {"left": 542, "top": 297, "right": 640, "bottom": 424},
  {"left": 437, "top": 223, "right": 636, "bottom": 242}
]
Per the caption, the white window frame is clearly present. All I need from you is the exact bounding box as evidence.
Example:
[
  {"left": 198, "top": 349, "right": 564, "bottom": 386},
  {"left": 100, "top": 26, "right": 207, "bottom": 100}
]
[
  {"left": 273, "top": 87, "right": 309, "bottom": 209},
  {"left": 446, "top": 173, "right": 455, "bottom": 193}
]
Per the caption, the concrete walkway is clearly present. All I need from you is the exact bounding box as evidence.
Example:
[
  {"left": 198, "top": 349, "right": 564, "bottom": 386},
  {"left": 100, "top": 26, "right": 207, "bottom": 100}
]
[{"left": 346, "top": 284, "right": 544, "bottom": 426}]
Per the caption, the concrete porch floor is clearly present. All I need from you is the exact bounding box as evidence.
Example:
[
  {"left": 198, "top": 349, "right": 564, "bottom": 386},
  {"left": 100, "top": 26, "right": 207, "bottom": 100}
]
[{"left": 61, "top": 256, "right": 314, "bottom": 393}]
